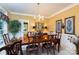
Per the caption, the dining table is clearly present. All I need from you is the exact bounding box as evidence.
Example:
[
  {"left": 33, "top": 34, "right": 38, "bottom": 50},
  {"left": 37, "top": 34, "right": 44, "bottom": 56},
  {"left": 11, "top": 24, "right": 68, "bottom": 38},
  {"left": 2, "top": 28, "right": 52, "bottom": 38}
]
[{"left": 21, "top": 34, "right": 61, "bottom": 54}]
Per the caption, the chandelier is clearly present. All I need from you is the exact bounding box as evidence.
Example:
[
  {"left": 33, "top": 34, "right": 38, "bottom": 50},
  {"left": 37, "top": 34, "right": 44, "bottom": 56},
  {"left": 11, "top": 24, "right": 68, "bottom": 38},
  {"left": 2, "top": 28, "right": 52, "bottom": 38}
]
[{"left": 34, "top": 3, "right": 44, "bottom": 21}]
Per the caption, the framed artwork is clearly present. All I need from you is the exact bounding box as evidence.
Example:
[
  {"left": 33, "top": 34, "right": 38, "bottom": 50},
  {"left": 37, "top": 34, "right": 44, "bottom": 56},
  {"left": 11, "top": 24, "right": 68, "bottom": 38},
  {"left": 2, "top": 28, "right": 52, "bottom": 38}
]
[
  {"left": 65, "top": 16, "right": 75, "bottom": 34},
  {"left": 35, "top": 22, "right": 44, "bottom": 32},
  {"left": 56, "top": 20, "right": 62, "bottom": 33}
]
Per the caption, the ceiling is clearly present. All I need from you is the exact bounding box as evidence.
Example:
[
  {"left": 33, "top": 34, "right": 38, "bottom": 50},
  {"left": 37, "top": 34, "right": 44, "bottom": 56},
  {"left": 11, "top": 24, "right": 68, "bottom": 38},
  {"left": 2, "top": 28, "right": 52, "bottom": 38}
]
[{"left": 0, "top": 3, "right": 73, "bottom": 17}]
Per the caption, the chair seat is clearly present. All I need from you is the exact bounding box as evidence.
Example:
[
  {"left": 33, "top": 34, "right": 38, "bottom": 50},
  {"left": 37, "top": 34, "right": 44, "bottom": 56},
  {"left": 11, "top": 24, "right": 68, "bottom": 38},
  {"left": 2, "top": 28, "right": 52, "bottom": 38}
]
[
  {"left": 26, "top": 45, "right": 38, "bottom": 51},
  {"left": 42, "top": 43, "right": 52, "bottom": 48},
  {"left": 27, "top": 45, "right": 38, "bottom": 48}
]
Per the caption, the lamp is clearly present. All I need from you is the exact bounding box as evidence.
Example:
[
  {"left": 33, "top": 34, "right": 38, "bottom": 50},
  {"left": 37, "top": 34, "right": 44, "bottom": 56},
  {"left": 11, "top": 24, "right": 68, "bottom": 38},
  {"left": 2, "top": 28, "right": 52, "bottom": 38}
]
[{"left": 33, "top": 26, "right": 36, "bottom": 29}]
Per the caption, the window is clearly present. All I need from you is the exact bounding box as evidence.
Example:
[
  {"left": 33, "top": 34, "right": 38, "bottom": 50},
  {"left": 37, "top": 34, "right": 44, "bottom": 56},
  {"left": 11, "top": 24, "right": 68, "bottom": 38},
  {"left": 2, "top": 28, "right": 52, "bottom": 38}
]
[
  {"left": 0, "top": 20, "right": 7, "bottom": 48},
  {"left": 24, "top": 22, "right": 28, "bottom": 35}
]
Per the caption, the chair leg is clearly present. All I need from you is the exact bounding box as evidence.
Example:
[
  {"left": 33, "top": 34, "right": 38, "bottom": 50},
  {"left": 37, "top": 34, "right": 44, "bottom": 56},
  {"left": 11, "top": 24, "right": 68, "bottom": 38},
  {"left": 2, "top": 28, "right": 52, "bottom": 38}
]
[
  {"left": 26, "top": 49, "right": 30, "bottom": 55},
  {"left": 58, "top": 44, "right": 60, "bottom": 52},
  {"left": 35, "top": 50, "right": 39, "bottom": 55},
  {"left": 26, "top": 50, "right": 28, "bottom": 55},
  {"left": 51, "top": 45, "right": 56, "bottom": 55},
  {"left": 42, "top": 47, "right": 44, "bottom": 53},
  {"left": 49, "top": 47, "right": 52, "bottom": 55},
  {"left": 47, "top": 48, "right": 49, "bottom": 55},
  {"left": 53, "top": 47, "right": 55, "bottom": 55},
  {"left": 58, "top": 40, "right": 60, "bottom": 52}
]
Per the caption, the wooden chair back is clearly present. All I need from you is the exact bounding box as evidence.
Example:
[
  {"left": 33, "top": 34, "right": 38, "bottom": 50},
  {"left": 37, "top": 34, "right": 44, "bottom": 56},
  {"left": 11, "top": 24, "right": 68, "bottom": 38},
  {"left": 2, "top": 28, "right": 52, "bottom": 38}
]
[
  {"left": 10, "top": 40, "right": 22, "bottom": 55},
  {"left": 42, "top": 33, "right": 49, "bottom": 40},
  {"left": 3, "top": 33, "right": 10, "bottom": 45},
  {"left": 0, "top": 44, "right": 11, "bottom": 55},
  {"left": 27, "top": 32, "right": 38, "bottom": 45},
  {"left": 0, "top": 40, "right": 22, "bottom": 55}
]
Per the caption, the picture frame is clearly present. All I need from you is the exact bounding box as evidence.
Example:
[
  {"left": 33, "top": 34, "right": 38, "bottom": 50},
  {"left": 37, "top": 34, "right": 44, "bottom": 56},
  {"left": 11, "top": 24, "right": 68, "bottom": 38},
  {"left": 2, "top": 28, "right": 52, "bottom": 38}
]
[
  {"left": 35, "top": 22, "right": 44, "bottom": 31},
  {"left": 56, "top": 20, "right": 62, "bottom": 33},
  {"left": 64, "top": 16, "right": 75, "bottom": 34}
]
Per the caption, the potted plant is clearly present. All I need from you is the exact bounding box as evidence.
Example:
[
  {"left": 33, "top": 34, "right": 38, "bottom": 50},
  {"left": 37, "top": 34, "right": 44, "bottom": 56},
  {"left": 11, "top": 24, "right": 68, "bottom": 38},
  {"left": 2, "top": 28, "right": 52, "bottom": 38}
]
[{"left": 8, "top": 20, "right": 21, "bottom": 40}]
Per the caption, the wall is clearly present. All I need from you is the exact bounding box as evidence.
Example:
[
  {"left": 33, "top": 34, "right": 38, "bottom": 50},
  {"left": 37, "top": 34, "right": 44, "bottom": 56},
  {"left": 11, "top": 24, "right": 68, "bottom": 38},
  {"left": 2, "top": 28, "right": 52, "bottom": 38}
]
[{"left": 48, "top": 5, "right": 79, "bottom": 36}]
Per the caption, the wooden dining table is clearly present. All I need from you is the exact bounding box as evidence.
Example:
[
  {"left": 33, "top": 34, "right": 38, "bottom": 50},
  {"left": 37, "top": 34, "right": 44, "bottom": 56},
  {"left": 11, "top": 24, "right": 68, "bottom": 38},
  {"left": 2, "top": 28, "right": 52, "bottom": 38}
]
[
  {"left": 21, "top": 34, "right": 61, "bottom": 54},
  {"left": 22, "top": 34, "right": 58, "bottom": 44}
]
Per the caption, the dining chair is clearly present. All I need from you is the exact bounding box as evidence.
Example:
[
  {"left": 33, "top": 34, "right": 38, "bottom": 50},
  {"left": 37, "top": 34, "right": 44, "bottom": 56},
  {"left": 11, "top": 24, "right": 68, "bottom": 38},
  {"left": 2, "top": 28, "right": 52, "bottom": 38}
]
[
  {"left": 26, "top": 32, "right": 39, "bottom": 55},
  {"left": 0, "top": 44, "right": 11, "bottom": 55},
  {"left": 50, "top": 33, "right": 61, "bottom": 53},
  {"left": 0, "top": 40, "right": 22, "bottom": 55},
  {"left": 10, "top": 40, "right": 22, "bottom": 55},
  {"left": 42, "top": 33, "right": 55, "bottom": 54},
  {"left": 3, "top": 33, "right": 10, "bottom": 45}
]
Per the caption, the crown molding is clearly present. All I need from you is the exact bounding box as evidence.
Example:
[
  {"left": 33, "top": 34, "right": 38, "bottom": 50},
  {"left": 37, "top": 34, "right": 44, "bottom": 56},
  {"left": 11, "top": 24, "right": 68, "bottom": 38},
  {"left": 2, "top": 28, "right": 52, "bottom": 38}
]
[
  {"left": 48, "top": 4, "right": 79, "bottom": 18},
  {"left": 10, "top": 11, "right": 48, "bottom": 19},
  {"left": 10, "top": 11, "right": 35, "bottom": 17}
]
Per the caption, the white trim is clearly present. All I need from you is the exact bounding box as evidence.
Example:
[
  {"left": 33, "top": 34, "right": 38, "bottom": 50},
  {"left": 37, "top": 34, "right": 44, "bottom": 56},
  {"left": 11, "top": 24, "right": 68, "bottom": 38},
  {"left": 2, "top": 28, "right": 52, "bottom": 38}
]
[
  {"left": 10, "top": 11, "right": 35, "bottom": 16},
  {"left": 10, "top": 11, "right": 48, "bottom": 19},
  {"left": 48, "top": 4, "right": 79, "bottom": 18}
]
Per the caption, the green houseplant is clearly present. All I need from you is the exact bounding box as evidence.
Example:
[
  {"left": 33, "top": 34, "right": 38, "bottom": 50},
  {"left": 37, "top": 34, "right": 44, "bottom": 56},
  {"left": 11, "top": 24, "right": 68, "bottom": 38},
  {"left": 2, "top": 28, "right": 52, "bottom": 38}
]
[{"left": 9, "top": 20, "right": 21, "bottom": 39}]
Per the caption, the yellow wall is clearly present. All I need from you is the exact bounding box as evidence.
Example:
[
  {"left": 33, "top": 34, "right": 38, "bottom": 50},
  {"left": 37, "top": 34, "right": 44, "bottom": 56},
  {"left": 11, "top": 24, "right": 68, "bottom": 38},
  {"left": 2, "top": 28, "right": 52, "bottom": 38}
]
[
  {"left": 48, "top": 5, "right": 79, "bottom": 35},
  {"left": 8, "top": 12, "right": 49, "bottom": 32}
]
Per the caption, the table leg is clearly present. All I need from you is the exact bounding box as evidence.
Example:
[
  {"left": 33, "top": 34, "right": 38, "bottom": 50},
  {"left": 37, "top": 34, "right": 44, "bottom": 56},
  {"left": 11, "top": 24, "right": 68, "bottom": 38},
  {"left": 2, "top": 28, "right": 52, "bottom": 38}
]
[
  {"left": 20, "top": 45, "right": 23, "bottom": 55},
  {"left": 38, "top": 43, "right": 41, "bottom": 55}
]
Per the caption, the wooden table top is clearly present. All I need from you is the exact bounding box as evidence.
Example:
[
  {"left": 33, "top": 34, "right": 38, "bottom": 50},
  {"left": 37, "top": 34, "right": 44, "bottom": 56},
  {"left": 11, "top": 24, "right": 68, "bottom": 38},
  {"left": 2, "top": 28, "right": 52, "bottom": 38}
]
[
  {"left": 22, "top": 39, "right": 51, "bottom": 45},
  {"left": 21, "top": 34, "right": 58, "bottom": 45}
]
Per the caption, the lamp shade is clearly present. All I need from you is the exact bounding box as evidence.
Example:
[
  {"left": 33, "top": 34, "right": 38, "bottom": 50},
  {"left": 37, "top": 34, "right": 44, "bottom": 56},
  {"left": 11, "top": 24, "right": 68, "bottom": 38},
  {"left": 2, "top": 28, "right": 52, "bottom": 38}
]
[
  {"left": 33, "top": 26, "right": 36, "bottom": 28},
  {"left": 44, "top": 26, "right": 47, "bottom": 29}
]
